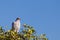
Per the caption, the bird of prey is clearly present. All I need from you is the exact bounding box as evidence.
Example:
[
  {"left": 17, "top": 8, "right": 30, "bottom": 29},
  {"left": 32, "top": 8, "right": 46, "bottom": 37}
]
[{"left": 12, "top": 17, "right": 21, "bottom": 32}]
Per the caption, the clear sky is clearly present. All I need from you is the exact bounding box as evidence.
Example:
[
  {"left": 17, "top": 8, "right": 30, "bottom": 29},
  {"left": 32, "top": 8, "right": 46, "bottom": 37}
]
[{"left": 0, "top": 0, "right": 60, "bottom": 40}]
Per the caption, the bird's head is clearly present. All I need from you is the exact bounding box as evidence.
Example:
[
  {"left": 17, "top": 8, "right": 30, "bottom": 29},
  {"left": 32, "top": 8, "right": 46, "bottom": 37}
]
[{"left": 15, "top": 17, "right": 21, "bottom": 21}]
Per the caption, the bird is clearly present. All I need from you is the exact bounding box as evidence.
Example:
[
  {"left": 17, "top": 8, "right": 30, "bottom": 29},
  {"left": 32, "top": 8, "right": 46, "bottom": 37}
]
[{"left": 12, "top": 17, "right": 21, "bottom": 32}]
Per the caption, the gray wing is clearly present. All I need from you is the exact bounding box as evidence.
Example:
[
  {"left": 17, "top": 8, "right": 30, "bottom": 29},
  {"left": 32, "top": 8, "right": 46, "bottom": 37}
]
[{"left": 12, "top": 22, "right": 14, "bottom": 29}]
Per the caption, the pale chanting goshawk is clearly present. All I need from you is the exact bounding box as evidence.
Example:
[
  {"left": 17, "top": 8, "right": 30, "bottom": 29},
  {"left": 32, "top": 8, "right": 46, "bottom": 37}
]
[{"left": 12, "top": 17, "right": 21, "bottom": 32}]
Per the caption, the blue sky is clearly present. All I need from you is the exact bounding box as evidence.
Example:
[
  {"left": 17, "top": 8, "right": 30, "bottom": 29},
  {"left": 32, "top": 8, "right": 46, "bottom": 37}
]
[{"left": 0, "top": 0, "right": 60, "bottom": 40}]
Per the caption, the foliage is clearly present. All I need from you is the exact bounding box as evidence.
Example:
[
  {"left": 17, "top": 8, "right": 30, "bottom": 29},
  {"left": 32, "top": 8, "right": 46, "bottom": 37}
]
[{"left": 0, "top": 24, "right": 48, "bottom": 40}]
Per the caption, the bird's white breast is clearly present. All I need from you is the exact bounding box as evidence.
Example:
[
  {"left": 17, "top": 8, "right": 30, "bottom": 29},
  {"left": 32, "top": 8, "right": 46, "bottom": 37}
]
[{"left": 14, "top": 20, "right": 20, "bottom": 32}]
